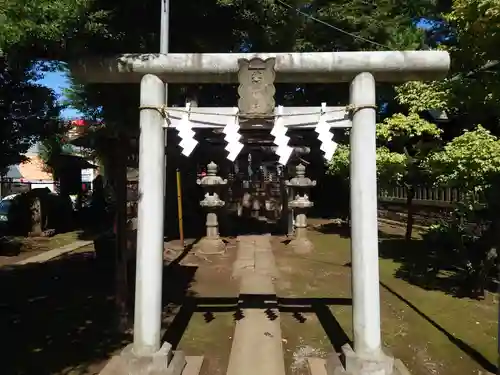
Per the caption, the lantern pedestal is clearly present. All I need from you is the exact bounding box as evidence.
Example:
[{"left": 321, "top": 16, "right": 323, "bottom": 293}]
[{"left": 196, "top": 162, "right": 227, "bottom": 255}]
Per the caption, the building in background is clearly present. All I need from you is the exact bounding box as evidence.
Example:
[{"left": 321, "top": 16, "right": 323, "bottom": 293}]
[{"left": 0, "top": 118, "right": 98, "bottom": 198}]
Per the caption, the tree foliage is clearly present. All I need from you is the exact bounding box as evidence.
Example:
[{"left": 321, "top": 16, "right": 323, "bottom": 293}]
[
  {"left": 0, "top": 58, "right": 62, "bottom": 172},
  {"left": 0, "top": 0, "right": 100, "bottom": 172},
  {"left": 421, "top": 125, "right": 500, "bottom": 298},
  {"left": 400, "top": 0, "right": 500, "bottom": 135},
  {"left": 0, "top": 0, "right": 108, "bottom": 57},
  {"left": 61, "top": 0, "right": 439, "bottom": 137},
  {"left": 395, "top": 81, "right": 451, "bottom": 113},
  {"left": 38, "top": 129, "right": 75, "bottom": 174},
  {"left": 328, "top": 144, "right": 407, "bottom": 185},
  {"left": 426, "top": 125, "right": 500, "bottom": 191}
]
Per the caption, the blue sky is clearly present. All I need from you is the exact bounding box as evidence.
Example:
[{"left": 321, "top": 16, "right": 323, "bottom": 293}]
[{"left": 37, "top": 71, "right": 82, "bottom": 119}]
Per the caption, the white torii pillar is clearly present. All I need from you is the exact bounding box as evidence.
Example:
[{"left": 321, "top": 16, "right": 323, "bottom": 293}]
[{"left": 70, "top": 51, "right": 449, "bottom": 374}]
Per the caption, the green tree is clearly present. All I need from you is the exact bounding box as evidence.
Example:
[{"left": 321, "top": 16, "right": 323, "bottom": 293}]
[
  {"left": 0, "top": 0, "right": 108, "bottom": 56},
  {"left": 422, "top": 126, "right": 500, "bottom": 296},
  {"left": 377, "top": 113, "right": 442, "bottom": 240},
  {"left": 38, "top": 129, "right": 75, "bottom": 175},
  {"left": 426, "top": 125, "right": 500, "bottom": 193},
  {"left": 0, "top": 58, "right": 62, "bottom": 172},
  {"left": 397, "top": 0, "right": 500, "bottom": 136},
  {"left": 0, "top": 0, "right": 111, "bottom": 173},
  {"left": 329, "top": 112, "right": 442, "bottom": 239}
]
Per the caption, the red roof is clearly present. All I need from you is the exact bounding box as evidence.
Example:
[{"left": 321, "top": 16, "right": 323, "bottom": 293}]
[{"left": 71, "top": 119, "right": 86, "bottom": 127}]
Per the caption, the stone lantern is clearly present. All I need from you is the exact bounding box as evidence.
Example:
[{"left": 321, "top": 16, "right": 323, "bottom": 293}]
[
  {"left": 286, "top": 164, "right": 316, "bottom": 254},
  {"left": 196, "top": 161, "right": 227, "bottom": 254}
]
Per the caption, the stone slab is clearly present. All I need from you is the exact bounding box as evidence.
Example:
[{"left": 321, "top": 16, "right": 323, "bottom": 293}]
[
  {"left": 232, "top": 236, "right": 259, "bottom": 280},
  {"left": 165, "top": 351, "right": 187, "bottom": 375},
  {"left": 225, "top": 309, "right": 285, "bottom": 375},
  {"left": 328, "top": 344, "right": 403, "bottom": 375},
  {"left": 325, "top": 353, "right": 344, "bottom": 374},
  {"left": 231, "top": 259, "right": 255, "bottom": 279},
  {"left": 239, "top": 272, "right": 276, "bottom": 296},
  {"left": 99, "top": 356, "right": 124, "bottom": 375},
  {"left": 100, "top": 343, "right": 188, "bottom": 375},
  {"left": 343, "top": 344, "right": 394, "bottom": 375},
  {"left": 307, "top": 358, "right": 328, "bottom": 375},
  {"left": 16, "top": 240, "right": 93, "bottom": 265},
  {"left": 183, "top": 356, "right": 204, "bottom": 375},
  {"left": 393, "top": 359, "right": 412, "bottom": 375},
  {"left": 235, "top": 244, "right": 255, "bottom": 260},
  {"left": 254, "top": 250, "right": 278, "bottom": 278},
  {"left": 226, "top": 235, "right": 285, "bottom": 375}
]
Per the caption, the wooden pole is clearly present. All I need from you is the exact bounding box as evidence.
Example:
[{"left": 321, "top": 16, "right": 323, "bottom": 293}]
[{"left": 176, "top": 168, "right": 184, "bottom": 247}]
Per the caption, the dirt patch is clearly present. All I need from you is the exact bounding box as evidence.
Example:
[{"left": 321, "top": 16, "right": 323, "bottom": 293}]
[
  {"left": 170, "top": 238, "right": 239, "bottom": 375},
  {"left": 179, "top": 312, "right": 235, "bottom": 375},
  {"left": 0, "top": 250, "right": 130, "bottom": 375},
  {"left": 0, "top": 231, "right": 83, "bottom": 266},
  {"left": 281, "top": 313, "right": 331, "bottom": 375},
  {"left": 272, "top": 233, "right": 352, "bottom": 375},
  {"left": 0, "top": 235, "right": 240, "bottom": 375}
]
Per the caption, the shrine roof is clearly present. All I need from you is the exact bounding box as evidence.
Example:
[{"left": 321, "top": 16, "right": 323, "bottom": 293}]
[{"left": 68, "top": 51, "right": 449, "bottom": 84}]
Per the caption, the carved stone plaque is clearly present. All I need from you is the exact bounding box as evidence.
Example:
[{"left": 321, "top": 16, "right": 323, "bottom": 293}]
[{"left": 237, "top": 58, "right": 276, "bottom": 118}]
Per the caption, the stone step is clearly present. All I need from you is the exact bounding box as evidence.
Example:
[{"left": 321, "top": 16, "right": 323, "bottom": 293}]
[
  {"left": 183, "top": 356, "right": 204, "bottom": 375},
  {"left": 225, "top": 309, "right": 285, "bottom": 375},
  {"left": 239, "top": 272, "right": 276, "bottom": 295},
  {"left": 226, "top": 235, "right": 285, "bottom": 375},
  {"left": 307, "top": 358, "right": 328, "bottom": 375}
]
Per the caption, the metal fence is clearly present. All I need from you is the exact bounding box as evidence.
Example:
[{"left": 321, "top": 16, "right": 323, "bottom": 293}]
[{"left": 377, "top": 186, "right": 467, "bottom": 208}]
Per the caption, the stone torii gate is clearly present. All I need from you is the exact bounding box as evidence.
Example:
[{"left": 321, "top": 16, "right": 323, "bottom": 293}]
[{"left": 71, "top": 50, "right": 449, "bottom": 375}]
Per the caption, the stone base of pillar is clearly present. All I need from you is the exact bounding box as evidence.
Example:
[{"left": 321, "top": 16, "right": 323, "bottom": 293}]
[
  {"left": 99, "top": 342, "right": 189, "bottom": 375},
  {"left": 289, "top": 237, "right": 314, "bottom": 254},
  {"left": 337, "top": 344, "right": 394, "bottom": 374},
  {"left": 307, "top": 346, "right": 410, "bottom": 375},
  {"left": 195, "top": 237, "right": 226, "bottom": 255},
  {"left": 323, "top": 344, "right": 410, "bottom": 375}
]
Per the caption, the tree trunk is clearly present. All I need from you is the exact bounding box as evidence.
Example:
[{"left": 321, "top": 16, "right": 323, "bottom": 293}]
[{"left": 405, "top": 186, "right": 415, "bottom": 241}]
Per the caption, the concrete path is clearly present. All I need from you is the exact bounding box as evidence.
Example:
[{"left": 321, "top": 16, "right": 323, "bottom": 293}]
[
  {"left": 15, "top": 240, "right": 93, "bottom": 265},
  {"left": 226, "top": 235, "right": 286, "bottom": 375}
]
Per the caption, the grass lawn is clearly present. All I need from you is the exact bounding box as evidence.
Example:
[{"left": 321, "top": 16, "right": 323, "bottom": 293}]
[
  {"left": 0, "top": 230, "right": 84, "bottom": 266},
  {"left": 1, "top": 227, "right": 496, "bottom": 375},
  {"left": 274, "top": 222, "right": 498, "bottom": 375}
]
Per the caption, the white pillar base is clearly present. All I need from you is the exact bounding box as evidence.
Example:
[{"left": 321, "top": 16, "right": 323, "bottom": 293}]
[
  {"left": 335, "top": 344, "right": 395, "bottom": 375},
  {"left": 99, "top": 342, "right": 186, "bottom": 375},
  {"left": 307, "top": 349, "right": 413, "bottom": 375}
]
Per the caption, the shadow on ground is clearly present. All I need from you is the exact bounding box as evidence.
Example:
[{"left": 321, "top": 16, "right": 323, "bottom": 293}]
[
  {"left": 0, "top": 236, "right": 23, "bottom": 256},
  {"left": 313, "top": 221, "right": 498, "bottom": 299},
  {"left": 162, "top": 294, "right": 352, "bottom": 355},
  {"left": 378, "top": 236, "right": 499, "bottom": 299},
  {"left": 0, "top": 251, "right": 196, "bottom": 375},
  {"left": 380, "top": 280, "right": 498, "bottom": 374}
]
